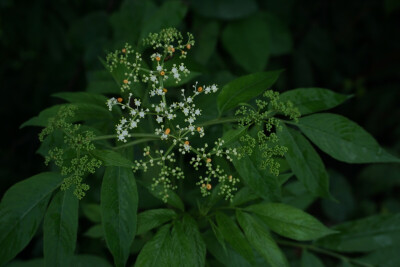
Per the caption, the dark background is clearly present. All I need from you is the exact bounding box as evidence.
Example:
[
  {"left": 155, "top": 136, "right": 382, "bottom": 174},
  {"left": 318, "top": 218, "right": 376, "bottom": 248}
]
[{"left": 1, "top": 0, "right": 400, "bottom": 261}]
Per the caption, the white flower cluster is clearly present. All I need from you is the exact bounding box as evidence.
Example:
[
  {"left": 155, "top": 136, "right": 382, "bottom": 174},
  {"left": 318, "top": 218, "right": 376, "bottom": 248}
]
[{"left": 105, "top": 28, "right": 240, "bottom": 202}]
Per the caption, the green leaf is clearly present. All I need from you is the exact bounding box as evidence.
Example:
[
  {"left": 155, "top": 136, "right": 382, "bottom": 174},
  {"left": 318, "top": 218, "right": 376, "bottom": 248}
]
[
  {"left": 73, "top": 254, "right": 112, "bottom": 267},
  {"left": 44, "top": 190, "right": 79, "bottom": 267},
  {"left": 316, "top": 213, "right": 400, "bottom": 252},
  {"left": 81, "top": 203, "right": 102, "bottom": 223},
  {"left": 149, "top": 186, "right": 185, "bottom": 211},
  {"left": 232, "top": 152, "right": 280, "bottom": 201},
  {"left": 358, "top": 246, "right": 400, "bottom": 267},
  {"left": 135, "top": 224, "right": 172, "bottom": 267},
  {"left": 5, "top": 258, "right": 44, "bottom": 267},
  {"left": 101, "top": 166, "right": 138, "bottom": 267},
  {"left": 215, "top": 212, "right": 254, "bottom": 263},
  {"left": 301, "top": 250, "right": 325, "bottom": 267},
  {"left": 193, "top": 20, "right": 220, "bottom": 64},
  {"left": 266, "top": 12, "right": 293, "bottom": 56},
  {"left": 217, "top": 70, "right": 281, "bottom": 114},
  {"left": 221, "top": 126, "right": 248, "bottom": 147},
  {"left": 0, "top": 172, "right": 63, "bottom": 266},
  {"left": 282, "top": 181, "right": 316, "bottom": 210},
  {"left": 90, "top": 149, "right": 133, "bottom": 168},
  {"left": 203, "top": 231, "right": 253, "bottom": 267},
  {"left": 137, "top": 209, "right": 176, "bottom": 235},
  {"left": 84, "top": 224, "right": 103, "bottom": 239},
  {"left": 280, "top": 88, "right": 351, "bottom": 115},
  {"left": 246, "top": 203, "right": 336, "bottom": 241},
  {"left": 232, "top": 187, "right": 260, "bottom": 207},
  {"left": 221, "top": 14, "right": 269, "bottom": 73},
  {"left": 236, "top": 210, "right": 289, "bottom": 267},
  {"left": 189, "top": 0, "right": 258, "bottom": 20},
  {"left": 52, "top": 92, "right": 108, "bottom": 107},
  {"left": 170, "top": 215, "right": 206, "bottom": 267},
  {"left": 297, "top": 113, "right": 400, "bottom": 163},
  {"left": 20, "top": 103, "right": 112, "bottom": 128},
  {"left": 140, "top": 0, "right": 188, "bottom": 40},
  {"left": 277, "top": 124, "right": 331, "bottom": 199}
]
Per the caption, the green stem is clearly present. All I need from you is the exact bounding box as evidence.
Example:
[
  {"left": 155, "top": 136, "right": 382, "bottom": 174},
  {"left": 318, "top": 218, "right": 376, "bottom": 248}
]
[
  {"left": 276, "top": 240, "right": 374, "bottom": 267},
  {"left": 198, "top": 117, "right": 241, "bottom": 127},
  {"left": 113, "top": 138, "right": 158, "bottom": 150},
  {"left": 92, "top": 133, "right": 159, "bottom": 141}
]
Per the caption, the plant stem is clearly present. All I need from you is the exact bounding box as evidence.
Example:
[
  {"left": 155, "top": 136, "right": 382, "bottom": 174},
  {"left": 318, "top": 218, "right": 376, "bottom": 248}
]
[
  {"left": 113, "top": 138, "right": 158, "bottom": 150},
  {"left": 198, "top": 117, "right": 241, "bottom": 127},
  {"left": 276, "top": 239, "right": 374, "bottom": 267},
  {"left": 92, "top": 133, "right": 159, "bottom": 141}
]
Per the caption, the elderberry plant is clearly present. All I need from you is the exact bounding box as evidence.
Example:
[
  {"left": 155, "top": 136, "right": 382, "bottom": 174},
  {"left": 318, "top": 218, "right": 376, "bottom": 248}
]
[{"left": 2, "top": 26, "right": 399, "bottom": 267}]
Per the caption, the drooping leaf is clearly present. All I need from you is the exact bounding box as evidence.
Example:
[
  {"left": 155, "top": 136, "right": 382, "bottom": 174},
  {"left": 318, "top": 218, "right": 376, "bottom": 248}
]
[
  {"left": 44, "top": 190, "right": 79, "bottom": 267},
  {"left": 217, "top": 70, "right": 281, "bottom": 113},
  {"left": 277, "top": 124, "right": 331, "bottom": 198},
  {"left": 0, "top": 172, "right": 63, "bottom": 265},
  {"left": 215, "top": 212, "right": 254, "bottom": 263},
  {"left": 221, "top": 14, "right": 269, "bottom": 73},
  {"left": 190, "top": 0, "right": 258, "bottom": 20},
  {"left": 297, "top": 113, "right": 400, "bottom": 163},
  {"left": 316, "top": 213, "right": 400, "bottom": 252},
  {"left": 90, "top": 149, "right": 133, "bottom": 168},
  {"left": 137, "top": 209, "right": 176, "bottom": 235},
  {"left": 246, "top": 203, "right": 336, "bottom": 241},
  {"left": 280, "top": 88, "right": 351, "bottom": 115},
  {"left": 282, "top": 181, "right": 317, "bottom": 210},
  {"left": 236, "top": 210, "right": 289, "bottom": 267},
  {"left": 101, "top": 166, "right": 138, "bottom": 267},
  {"left": 301, "top": 250, "right": 325, "bottom": 267},
  {"left": 232, "top": 187, "right": 260, "bottom": 207}
]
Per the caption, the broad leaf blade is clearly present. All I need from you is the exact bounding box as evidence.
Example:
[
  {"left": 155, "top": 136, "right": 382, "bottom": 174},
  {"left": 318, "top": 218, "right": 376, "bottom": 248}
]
[
  {"left": 316, "top": 213, "right": 400, "bottom": 252},
  {"left": 277, "top": 124, "right": 331, "bottom": 199},
  {"left": 101, "top": 166, "right": 138, "bottom": 267},
  {"left": 301, "top": 250, "right": 325, "bottom": 267},
  {"left": 44, "top": 190, "right": 79, "bottom": 267},
  {"left": 246, "top": 203, "right": 336, "bottom": 241},
  {"left": 137, "top": 209, "right": 176, "bottom": 235},
  {"left": 217, "top": 71, "right": 281, "bottom": 114},
  {"left": 91, "top": 149, "right": 133, "bottom": 168},
  {"left": 236, "top": 210, "right": 289, "bottom": 267},
  {"left": 135, "top": 224, "right": 172, "bottom": 267},
  {"left": 215, "top": 212, "right": 254, "bottom": 263},
  {"left": 280, "top": 88, "right": 351, "bottom": 115},
  {"left": 0, "top": 172, "right": 63, "bottom": 265},
  {"left": 297, "top": 113, "right": 400, "bottom": 163}
]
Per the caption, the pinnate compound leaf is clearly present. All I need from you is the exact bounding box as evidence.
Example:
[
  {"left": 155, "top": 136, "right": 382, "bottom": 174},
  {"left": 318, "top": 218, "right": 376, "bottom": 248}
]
[
  {"left": 215, "top": 212, "right": 254, "bottom": 263},
  {"left": 101, "top": 166, "right": 138, "bottom": 267},
  {"left": 246, "top": 203, "right": 336, "bottom": 241},
  {"left": 280, "top": 88, "right": 351, "bottom": 115},
  {"left": 277, "top": 124, "right": 331, "bottom": 199},
  {"left": 297, "top": 113, "right": 400, "bottom": 163},
  {"left": 0, "top": 172, "right": 63, "bottom": 266},
  {"left": 137, "top": 209, "right": 176, "bottom": 235},
  {"left": 316, "top": 213, "right": 400, "bottom": 252},
  {"left": 236, "top": 210, "right": 289, "bottom": 267},
  {"left": 217, "top": 70, "right": 281, "bottom": 114},
  {"left": 44, "top": 190, "right": 79, "bottom": 267}
]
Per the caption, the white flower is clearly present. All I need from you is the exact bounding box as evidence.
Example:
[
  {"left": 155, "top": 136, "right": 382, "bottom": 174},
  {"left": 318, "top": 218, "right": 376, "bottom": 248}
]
[
  {"left": 156, "top": 65, "right": 163, "bottom": 71},
  {"left": 171, "top": 67, "right": 178, "bottom": 73},
  {"left": 167, "top": 114, "right": 174, "bottom": 120},
  {"left": 135, "top": 99, "right": 141, "bottom": 106},
  {"left": 150, "top": 75, "right": 157, "bottom": 82},
  {"left": 130, "top": 109, "right": 137, "bottom": 116},
  {"left": 174, "top": 73, "right": 180, "bottom": 79},
  {"left": 107, "top": 98, "right": 118, "bottom": 111},
  {"left": 179, "top": 64, "right": 185, "bottom": 71},
  {"left": 139, "top": 111, "right": 145, "bottom": 118},
  {"left": 156, "top": 116, "right": 163, "bottom": 123},
  {"left": 195, "top": 109, "right": 201, "bottom": 116},
  {"left": 183, "top": 108, "right": 189, "bottom": 116},
  {"left": 130, "top": 121, "right": 137, "bottom": 128},
  {"left": 186, "top": 97, "right": 193, "bottom": 103}
]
